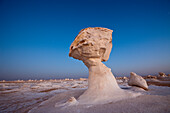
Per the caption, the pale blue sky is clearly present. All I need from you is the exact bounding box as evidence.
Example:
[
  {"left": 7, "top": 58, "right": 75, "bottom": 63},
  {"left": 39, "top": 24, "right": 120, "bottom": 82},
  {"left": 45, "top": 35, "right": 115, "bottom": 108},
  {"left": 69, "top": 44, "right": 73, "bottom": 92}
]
[{"left": 0, "top": 0, "right": 170, "bottom": 80}]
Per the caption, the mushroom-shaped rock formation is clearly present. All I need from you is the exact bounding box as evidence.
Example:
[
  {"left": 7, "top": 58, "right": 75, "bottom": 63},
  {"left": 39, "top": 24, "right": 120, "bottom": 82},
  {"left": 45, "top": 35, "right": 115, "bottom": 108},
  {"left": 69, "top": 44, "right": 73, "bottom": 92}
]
[
  {"left": 128, "top": 72, "right": 148, "bottom": 90},
  {"left": 69, "top": 27, "right": 140, "bottom": 105}
]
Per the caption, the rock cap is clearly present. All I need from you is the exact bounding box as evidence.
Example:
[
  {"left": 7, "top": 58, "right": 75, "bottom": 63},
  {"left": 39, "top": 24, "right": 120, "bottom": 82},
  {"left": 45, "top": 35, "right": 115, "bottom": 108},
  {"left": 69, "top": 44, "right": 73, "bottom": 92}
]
[{"left": 69, "top": 27, "right": 113, "bottom": 62}]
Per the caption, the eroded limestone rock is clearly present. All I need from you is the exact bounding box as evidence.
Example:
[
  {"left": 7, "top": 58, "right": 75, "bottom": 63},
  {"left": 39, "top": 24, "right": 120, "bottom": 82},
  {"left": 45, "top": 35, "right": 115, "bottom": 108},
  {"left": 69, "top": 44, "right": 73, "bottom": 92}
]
[
  {"left": 128, "top": 72, "right": 148, "bottom": 90},
  {"left": 68, "top": 27, "right": 140, "bottom": 105},
  {"left": 158, "top": 72, "right": 167, "bottom": 77},
  {"left": 55, "top": 97, "right": 78, "bottom": 107},
  {"left": 146, "top": 75, "right": 157, "bottom": 79},
  {"left": 69, "top": 27, "right": 113, "bottom": 63}
]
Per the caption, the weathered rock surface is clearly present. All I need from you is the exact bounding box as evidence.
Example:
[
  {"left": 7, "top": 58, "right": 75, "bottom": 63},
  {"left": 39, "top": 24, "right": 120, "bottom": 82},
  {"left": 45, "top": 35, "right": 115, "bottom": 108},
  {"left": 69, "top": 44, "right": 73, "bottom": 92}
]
[
  {"left": 146, "top": 78, "right": 170, "bottom": 87},
  {"left": 157, "top": 72, "right": 168, "bottom": 79},
  {"left": 68, "top": 27, "right": 140, "bottom": 105},
  {"left": 158, "top": 72, "right": 166, "bottom": 77},
  {"left": 143, "top": 75, "right": 157, "bottom": 79},
  {"left": 69, "top": 27, "right": 113, "bottom": 62},
  {"left": 128, "top": 72, "right": 148, "bottom": 90}
]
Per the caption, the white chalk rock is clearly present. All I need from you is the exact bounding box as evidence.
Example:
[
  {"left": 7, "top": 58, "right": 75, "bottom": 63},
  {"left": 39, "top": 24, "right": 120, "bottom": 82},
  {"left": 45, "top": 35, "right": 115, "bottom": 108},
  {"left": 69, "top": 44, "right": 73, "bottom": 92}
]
[
  {"left": 69, "top": 27, "right": 113, "bottom": 62},
  {"left": 158, "top": 72, "right": 166, "bottom": 77},
  {"left": 69, "top": 27, "right": 140, "bottom": 105},
  {"left": 128, "top": 72, "right": 148, "bottom": 90},
  {"left": 55, "top": 97, "right": 78, "bottom": 107}
]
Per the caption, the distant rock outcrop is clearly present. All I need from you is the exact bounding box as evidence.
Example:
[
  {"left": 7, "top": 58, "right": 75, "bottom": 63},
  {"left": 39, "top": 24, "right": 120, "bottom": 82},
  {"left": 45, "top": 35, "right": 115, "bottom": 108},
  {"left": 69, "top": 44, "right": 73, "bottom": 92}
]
[
  {"left": 157, "top": 72, "right": 169, "bottom": 80},
  {"left": 128, "top": 72, "right": 148, "bottom": 90},
  {"left": 145, "top": 75, "right": 157, "bottom": 79},
  {"left": 158, "top": 72, "right": 167, "bottom": 77}
]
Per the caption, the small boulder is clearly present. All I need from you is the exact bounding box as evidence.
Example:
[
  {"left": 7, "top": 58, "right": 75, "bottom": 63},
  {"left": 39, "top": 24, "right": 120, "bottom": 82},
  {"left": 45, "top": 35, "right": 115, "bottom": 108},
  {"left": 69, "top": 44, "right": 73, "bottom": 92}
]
[
  {"left": 55, "top": 97, "right": 78, "bottom": 108},
  {"left": 79, "top": 78, "right": 87, "bottom": 81},
  {"left": 157, "top": 72, "right": 167, "bottom": 79},
  {"left": 158, "top": 72, "right": 167, "bottom": 77},
  {"left": 122, "top": 77, "right": 128, "bottom": 82},
  {"left": 128, "top": 72, "right": 148, "bottom": 90},
  {"left": 146, "top": 75, "right": 157, "bottom": 79}
]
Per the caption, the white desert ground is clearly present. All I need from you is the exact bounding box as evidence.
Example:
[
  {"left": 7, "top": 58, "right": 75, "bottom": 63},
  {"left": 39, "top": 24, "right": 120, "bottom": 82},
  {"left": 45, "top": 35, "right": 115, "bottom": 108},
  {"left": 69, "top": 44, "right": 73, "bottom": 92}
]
[
  {"left": 1, "top": 27, "right": 170, "bottom": 113},
  {"left": 0, "top": 75, "right": 170, "bottom": 113}
]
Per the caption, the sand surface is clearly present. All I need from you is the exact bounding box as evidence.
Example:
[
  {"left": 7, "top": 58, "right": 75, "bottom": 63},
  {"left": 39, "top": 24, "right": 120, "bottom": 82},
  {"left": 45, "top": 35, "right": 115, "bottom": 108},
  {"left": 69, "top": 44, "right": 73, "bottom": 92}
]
[
  {"left": 0, "top": 78, "right": 170, "bottom": 113},
  {"left": 0, "top": 79, "right": 87, "bottom": 113},
  {"left": 29, "top": 85, "right": 170, "bottom": 113}
]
